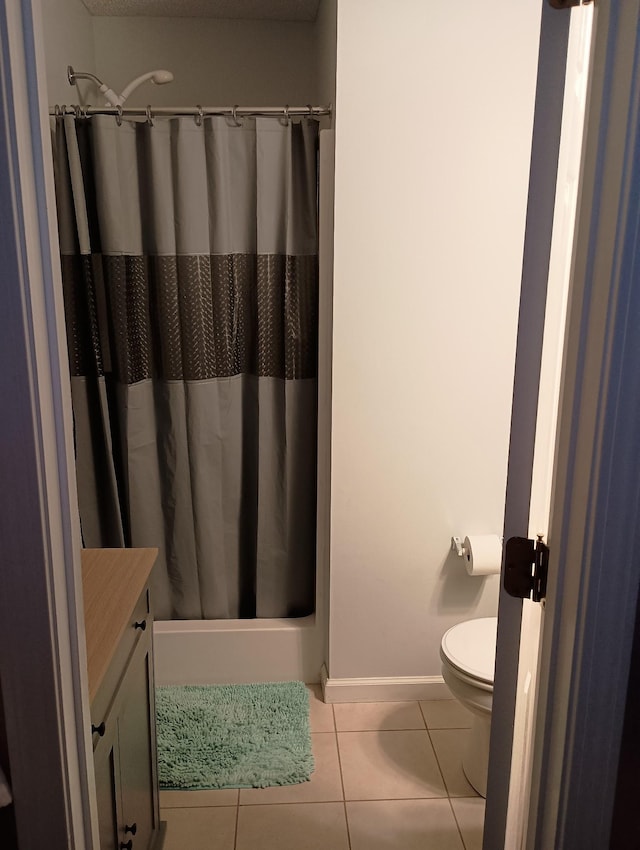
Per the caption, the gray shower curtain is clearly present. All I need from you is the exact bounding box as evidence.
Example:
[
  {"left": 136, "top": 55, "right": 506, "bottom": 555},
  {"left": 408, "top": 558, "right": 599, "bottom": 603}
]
[{"left": 53, "top": 113, "right": 319, "bottom": 620}]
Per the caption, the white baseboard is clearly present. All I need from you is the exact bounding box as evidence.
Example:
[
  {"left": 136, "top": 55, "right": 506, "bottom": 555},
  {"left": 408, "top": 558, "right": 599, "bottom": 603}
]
[{"left": 320, "top": 665, "right": 450, "bottom": 703}]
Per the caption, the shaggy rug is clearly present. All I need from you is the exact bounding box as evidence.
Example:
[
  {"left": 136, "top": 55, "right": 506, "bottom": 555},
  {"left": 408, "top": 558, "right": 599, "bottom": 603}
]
[{"left": 155, "top": 681, "right": 314, "bottom": 790}]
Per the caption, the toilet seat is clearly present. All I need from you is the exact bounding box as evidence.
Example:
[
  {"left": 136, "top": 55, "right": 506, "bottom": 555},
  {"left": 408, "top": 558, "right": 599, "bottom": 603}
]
[{"left": 441, "top": 617, "right": 497, "bottom": 686}]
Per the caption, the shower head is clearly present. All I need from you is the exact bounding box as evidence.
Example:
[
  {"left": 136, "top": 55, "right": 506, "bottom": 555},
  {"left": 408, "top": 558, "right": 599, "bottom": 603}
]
[
  {"left": 118, "top": 70, "right": 174, "bottom": 105},
  {"left": 149, "top": 70, "right": 174, "bottom": 85},
  {"left": 67, "top": 65, "right": 174, "bottom": 108}
]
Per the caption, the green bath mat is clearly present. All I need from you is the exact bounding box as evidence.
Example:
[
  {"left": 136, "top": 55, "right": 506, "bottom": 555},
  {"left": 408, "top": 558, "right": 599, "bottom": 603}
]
[{"left": 155, "top": 681, "right": 314, "bottom": 790}]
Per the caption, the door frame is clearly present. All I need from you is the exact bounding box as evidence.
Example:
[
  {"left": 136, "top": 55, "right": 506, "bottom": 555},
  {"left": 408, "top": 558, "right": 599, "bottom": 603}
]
[
  {"left": 0, "top": 1, "right": 96, "bottom": 848},
  {"left": 526, "top": 2, "right": 640, "bottom": 847},
  {"left": 484, "top": 2, "right": 572, "bottom": 845},
  {"left": 487, "top": 1, "right": 640, "bottom": 848}
]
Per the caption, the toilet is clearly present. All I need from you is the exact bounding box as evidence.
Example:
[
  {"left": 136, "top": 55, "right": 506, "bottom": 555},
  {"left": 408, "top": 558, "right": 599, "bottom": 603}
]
[{"left": 440, "top": 616, "right": 497, "bottom": 797}]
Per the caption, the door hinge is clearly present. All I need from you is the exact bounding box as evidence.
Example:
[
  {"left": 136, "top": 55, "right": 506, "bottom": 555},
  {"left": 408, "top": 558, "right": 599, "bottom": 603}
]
[
  {"left": 548, "top": 0, "right": 593, "bottom": 9},
  {"left": 504, "top": 535, "right": 549, "bottom": 603}
]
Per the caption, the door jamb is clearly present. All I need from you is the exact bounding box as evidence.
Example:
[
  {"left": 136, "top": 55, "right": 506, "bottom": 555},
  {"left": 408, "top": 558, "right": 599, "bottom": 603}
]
[
  {"left": 483, "top": 4, "right": 572, "bottom": 847},
  {"left": 527, "top": 2, "right": 640, "bottom": 846},
  {"left": 0, "top": 1, "right": 96, "bottom": 847}
]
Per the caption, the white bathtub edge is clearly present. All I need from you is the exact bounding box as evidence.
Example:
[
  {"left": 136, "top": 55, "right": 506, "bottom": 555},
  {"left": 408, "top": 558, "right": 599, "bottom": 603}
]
[
  {"left": 154, "top": 614, "right": 316, "bottom": 635},
  {"left": 153, "top": 616, "right": 324, "bottom": 686}
]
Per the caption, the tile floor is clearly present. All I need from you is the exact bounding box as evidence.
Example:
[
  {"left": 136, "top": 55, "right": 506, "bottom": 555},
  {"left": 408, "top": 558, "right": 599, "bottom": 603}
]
[{"left": 159, "top": 686, "right": 485, "bottom": 850}]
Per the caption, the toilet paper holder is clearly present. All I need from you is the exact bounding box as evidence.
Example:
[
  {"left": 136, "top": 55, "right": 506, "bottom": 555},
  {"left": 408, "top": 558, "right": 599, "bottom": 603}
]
[
  {"left": 451, "top": 536, "right": 466, "bottom": 558},
  {"left": 451, "top": 536, "right": 504, "bottom": 557}
]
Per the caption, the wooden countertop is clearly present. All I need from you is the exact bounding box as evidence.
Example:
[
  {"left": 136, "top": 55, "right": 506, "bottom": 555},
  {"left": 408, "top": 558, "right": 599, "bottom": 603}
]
[{"left": 82, "top": 548, "right": 158, "bottom": 703}]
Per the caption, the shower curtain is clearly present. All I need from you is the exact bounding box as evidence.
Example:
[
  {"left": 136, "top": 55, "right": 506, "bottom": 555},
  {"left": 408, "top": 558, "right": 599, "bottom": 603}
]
[{"left": 53, "top": 113, "right": 319, "bottom": 620}]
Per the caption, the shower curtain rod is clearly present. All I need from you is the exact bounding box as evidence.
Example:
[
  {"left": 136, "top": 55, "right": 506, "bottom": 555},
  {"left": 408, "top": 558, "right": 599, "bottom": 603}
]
[{"left": 49, "top": 104, "right": 332, "bottom": 118}]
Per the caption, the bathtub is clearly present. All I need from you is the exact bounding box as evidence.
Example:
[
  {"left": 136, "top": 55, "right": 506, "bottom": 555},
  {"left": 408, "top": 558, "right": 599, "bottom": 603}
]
[
  {"left": 154, "top": 130, "right": 333, "bottom": 690},
  {"left": 153, "top": 615, "right": 325, "bottom": 685}
]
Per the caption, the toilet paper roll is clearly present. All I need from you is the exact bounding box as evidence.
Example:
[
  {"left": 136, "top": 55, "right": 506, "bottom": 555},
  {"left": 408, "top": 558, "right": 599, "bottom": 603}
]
[{"left": 463, "top": 534, "right": 502, "bottom": 576}]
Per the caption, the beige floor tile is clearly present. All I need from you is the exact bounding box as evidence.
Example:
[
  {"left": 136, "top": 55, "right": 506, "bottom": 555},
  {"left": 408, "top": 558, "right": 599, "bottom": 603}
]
[
  {"left": 159, "top": 788, "right": 239, "bottom": 808},
  {"left": 420, "top": 699, "right": 473, "bottom": 730},
  {"left": 451, "top": 797, "right": 486, "bottom": 850},
  {"left": 236, "top": 802, "right": 349, "bottom": 850},
  {"left": 338, "top": 730, "right": 447, "bottom": 800},
  {"left": 424, "top": 682, "right": 455, "bottom": 700},
  {"left": 161, "top": 806, "right": 237, "bottom": 850},
  {"left": 239, "top": 733, "right": 342, "bottom": 805},
  {"left": 347, "top": 799, "right": 465, "bottom": 850},
  {"left": 429, "top": 729, "right": 479, "bottom": 797},
  {"left": 334, "top": 701, "right": 425, "bottom": 731},
  {"left": 306, "top": 684, "right": 335, "bottom": 732}
]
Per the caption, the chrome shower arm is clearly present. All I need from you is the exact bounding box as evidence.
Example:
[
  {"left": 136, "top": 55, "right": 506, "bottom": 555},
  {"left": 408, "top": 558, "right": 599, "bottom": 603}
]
[
  {"left": 67, "top": 65, "right": 103, "bottom": 87},
  {"left": 67, "top": 65, "right": 122, "bottom": 107}
]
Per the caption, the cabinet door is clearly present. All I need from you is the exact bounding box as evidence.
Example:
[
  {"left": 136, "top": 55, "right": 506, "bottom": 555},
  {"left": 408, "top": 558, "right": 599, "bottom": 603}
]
[
  {"left": 94, "top": 741, "right": 120, "bottom": 850},
  {"left": 117, "top": 646, "right": 156, "bottom": 850}
]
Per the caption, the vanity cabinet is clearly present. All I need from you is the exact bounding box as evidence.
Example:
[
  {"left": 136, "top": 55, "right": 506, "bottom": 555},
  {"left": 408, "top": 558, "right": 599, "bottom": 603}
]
[{"left": 82, "top": 549, "right": 166, "bottom": 850}]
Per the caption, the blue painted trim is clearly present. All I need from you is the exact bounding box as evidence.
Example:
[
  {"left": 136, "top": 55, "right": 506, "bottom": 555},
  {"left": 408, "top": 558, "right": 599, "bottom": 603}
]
[
  {"left": 559, "top": 6, "right": 640, "bottom": 843},
  {"left": 484, "top": 4, "right": 571, "bottom": 847}
]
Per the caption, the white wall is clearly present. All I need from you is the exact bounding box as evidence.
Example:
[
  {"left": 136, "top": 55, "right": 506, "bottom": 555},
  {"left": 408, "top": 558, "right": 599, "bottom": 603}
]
[
  {"left": 315, "top": 0, "right": 337, "bottom": 107},
  {"left": 40, "top": 0, "right": 96, "bottom": 104},
  {"left": 92, "top": 17, "right": 317, "bottom": 106},
  {"left": 328, "top": 0, "right": 542, "bottom": 680},
  {"left": 41, "top": 1, "right": 332, "bottom": 108}
]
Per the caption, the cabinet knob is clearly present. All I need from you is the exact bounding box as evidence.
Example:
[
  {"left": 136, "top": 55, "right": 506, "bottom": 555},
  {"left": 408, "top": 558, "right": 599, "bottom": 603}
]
[
  {"left": 119, "top": 842, "right": 133, "bottom": 850},
  {"left": 134, "top": 619, "right": 147, "bottom": 631},
  {"left": 124, "top": 823, "right": 137, "bottom": 835},
  {"left": 91, "top": 721, "right": 105, "bottom": 737}
]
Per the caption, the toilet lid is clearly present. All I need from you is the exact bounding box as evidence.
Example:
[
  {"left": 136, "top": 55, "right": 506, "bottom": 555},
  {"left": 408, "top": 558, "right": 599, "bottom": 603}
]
[{"left": 441, "top": 617, "right": 497, "bottom": 684}]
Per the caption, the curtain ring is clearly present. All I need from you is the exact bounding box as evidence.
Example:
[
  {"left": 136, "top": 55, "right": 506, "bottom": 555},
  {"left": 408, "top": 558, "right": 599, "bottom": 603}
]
[
  {"left": 54, "top": 104, "right": 61, "bottom": 117},
  {"left": 146, "top": 105, "right": 154, "bottom": 127},
  {"left": 195, "top": 105, "right": 204, "bottom": 127},
  {"left": 115, "top": 104, "right": 123, "bottom": 126},
  {"left": 283, "top": 104, "right": 290, "bottom": 125},
  {"left": 82, "top": 104, "right": 90, "bottom": 119},
  {"left": 74, "top": 104, "right": 82, "bottom": 120},
  {"left": 307, "top": 104, "right": 313, "bottom": 118},
  {"left": 231, "top": 104, "right": 242, "bottom": 126}
]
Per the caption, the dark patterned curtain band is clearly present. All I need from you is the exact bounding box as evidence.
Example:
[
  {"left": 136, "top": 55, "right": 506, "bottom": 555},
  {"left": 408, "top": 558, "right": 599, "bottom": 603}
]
[{"left": 62, "top": 252, "right": 319, "bottom": 383}]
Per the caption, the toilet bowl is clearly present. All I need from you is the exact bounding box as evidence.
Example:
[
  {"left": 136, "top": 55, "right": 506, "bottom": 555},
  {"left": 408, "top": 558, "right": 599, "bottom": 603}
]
[{"left": 440, "top": 616, "right": 497, "bottom": 797}]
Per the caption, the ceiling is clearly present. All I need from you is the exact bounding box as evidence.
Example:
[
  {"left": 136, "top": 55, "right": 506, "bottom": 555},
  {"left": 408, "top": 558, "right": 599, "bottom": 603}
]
[{"left": 81, "top": 0, "right": 321, "bottom": 20}]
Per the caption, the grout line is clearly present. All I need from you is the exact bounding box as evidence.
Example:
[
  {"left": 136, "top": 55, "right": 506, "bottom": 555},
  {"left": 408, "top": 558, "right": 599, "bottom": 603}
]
[
  {"left": 447, "top": 796, "right": 479, "bottom": 850},
  {"left": 333, "top": 707, "right": 352, "bottom": 850},
  {"left": 233, "top": 798, "right": 240, "bottom": 850},
  {"left": 429, "top": 729, "right": 480, "bottom": 799},
  {"left": 229, "top": 794, "right": 465, "bottom": 807},
  {"left": 160, "top": 786, "right": 474, "bottom": 810},
  {"left": 330, "top": 724, "right": 473, "bottom": 732},
  {"left": 416, "top": 699, "right": 427, "bottom": 730},
  {"left": 333, "top": 727, "right": 429, "bottom": 733},
  {"left": 418, "top": 699, "right": 430, "bottom": 730},
  {"left": 342, "top": 794, "right": 454, "bottom": 802},
  {"left": 343, "top": 794, "right": 454, "bottom": 802},
  {"left": 161, "top": 804, "right": 238, "bottom": 810},
  {"left": 426, "top": 727, "right": 451, "bottom": 797},
  {"left": 236, "top": 800, "right": 343, "bottom": 808},
  {"left": 223, "top": 794, "right": 466, "bottom": 807},
  {"left": 234, "top": 799, "right": 350, "bottom": 807}
]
